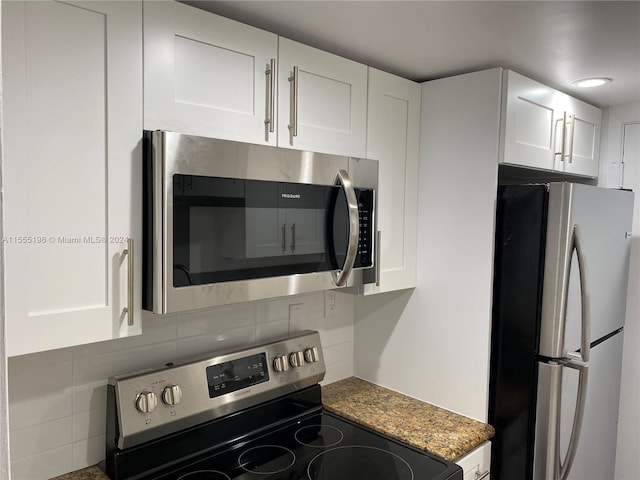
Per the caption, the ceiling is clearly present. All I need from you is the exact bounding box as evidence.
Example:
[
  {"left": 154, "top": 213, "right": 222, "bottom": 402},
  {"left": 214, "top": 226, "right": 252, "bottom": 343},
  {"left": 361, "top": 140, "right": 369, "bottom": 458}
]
[{"left": 183, "top": 1, "right": 640, "bottom": 108}]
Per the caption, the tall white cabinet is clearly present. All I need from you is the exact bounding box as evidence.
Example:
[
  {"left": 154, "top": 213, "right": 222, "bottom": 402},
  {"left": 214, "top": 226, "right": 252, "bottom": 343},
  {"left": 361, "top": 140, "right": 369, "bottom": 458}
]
[
  {"left": 2, "top": 0, "right": 142, "bottom": 356},
  {"left": 362, "top": 69, "right": 421, "bottom": 293}
]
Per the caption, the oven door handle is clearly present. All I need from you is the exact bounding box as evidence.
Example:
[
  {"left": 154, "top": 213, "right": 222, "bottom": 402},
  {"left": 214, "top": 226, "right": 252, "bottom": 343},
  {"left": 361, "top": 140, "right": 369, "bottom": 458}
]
[{"left": 333, "top": 169, "right": 359, "bottom": 286}]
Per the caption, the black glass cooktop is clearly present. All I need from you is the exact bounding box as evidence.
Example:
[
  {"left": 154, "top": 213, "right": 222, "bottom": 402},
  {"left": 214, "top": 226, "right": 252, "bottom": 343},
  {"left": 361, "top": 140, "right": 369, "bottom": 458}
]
[{"left": 148, "top": 411, "right": 461, "bottom": 480}]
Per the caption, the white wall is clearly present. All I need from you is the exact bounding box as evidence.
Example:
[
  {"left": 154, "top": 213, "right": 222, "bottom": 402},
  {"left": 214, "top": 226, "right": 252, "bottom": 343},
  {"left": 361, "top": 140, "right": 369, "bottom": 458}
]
[
  {"left": 1, "top": 3, "right": 12, "bottom": 474},
  {"left": 601, "top": 101, "right": 640, "bottom": 480},
  {"left": 7, "top": 290, "right": 355, "bottom": 479}
]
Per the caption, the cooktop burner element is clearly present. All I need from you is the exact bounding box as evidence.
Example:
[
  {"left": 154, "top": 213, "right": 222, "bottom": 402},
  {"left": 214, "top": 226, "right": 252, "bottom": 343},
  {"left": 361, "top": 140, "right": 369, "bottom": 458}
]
[
  {"left": 294, "top": 425, "right": 344, "bottom": 448},
  {"left": 238, "top": 445, "right": 296, "bottom": 475},
  {"left": 307, "top": 446, "right": 414, "bottom": 480},
  {"left": 104, "top": 331, "right": 462, "bottom": 480}
]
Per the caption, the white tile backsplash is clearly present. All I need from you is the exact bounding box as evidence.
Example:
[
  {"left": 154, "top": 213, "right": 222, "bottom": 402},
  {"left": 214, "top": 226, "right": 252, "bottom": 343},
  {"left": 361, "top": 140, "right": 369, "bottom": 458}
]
[
  {"left": 72, "top": 410, "right": 105, "bottom": 442},
  {"left": 8, "top": 361, "right": 73, "bottom": 431},
  {"left": 9, "top": 417, "right": 73, "bottom": 461},
  {"left": 7, "top": 291, "right": 355, "bottom": 479},
  {"left": 71, "top": 435, "right": 104, "bottom": 472},
  {"left": 72, "top": 382, "right": 107, "bottom": 415},
  {"left": 72, "top": 341, "right": 177, "bottom": 385},
  {"left": 10, "top": 444, "right": 73, "bottom": 480}
]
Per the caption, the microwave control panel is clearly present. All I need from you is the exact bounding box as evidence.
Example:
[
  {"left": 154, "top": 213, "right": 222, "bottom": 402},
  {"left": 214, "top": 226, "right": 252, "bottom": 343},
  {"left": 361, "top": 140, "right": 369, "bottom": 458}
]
[{"left": 354, "top": 188, "right": 374, "bottom": 268}]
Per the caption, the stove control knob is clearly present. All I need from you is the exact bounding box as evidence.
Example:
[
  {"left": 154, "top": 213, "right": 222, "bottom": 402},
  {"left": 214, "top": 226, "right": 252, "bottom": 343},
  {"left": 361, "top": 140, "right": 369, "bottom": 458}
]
[
  {"left": 289, "top": 351, "right": 305, "bottom": 368},
  {"left": 161, "top": 385, "right": 183, "bottom": 406},
  {"left": 304, "top": 347, "right": 320, "bottom": 363},
  {"left": 135, "top": 391, "right": 158, "bottom": 414},
  {"left": 273, "top": 356, "right": 290, "bottom": 372}
]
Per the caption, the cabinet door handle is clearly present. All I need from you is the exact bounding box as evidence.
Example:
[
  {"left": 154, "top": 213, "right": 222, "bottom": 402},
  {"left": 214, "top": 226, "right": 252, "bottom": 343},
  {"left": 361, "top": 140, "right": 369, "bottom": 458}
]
[
  {"left": 288, "top": 66, "right": 299, "bottom": 143},
  {"left": 122, "top": 238, "right": 134, "bottom": 326},
  {"left": 565, "top": 113, "right": 575, "bottom": 163},
  {"left": 265, "top": 58, "right": 275, "bottom": 140},
  {"left": 554, "top": 111, "right": 567, "bottom": 161},
  {"left": 475, "top": 470, "right": 490, "bottom": 480}
]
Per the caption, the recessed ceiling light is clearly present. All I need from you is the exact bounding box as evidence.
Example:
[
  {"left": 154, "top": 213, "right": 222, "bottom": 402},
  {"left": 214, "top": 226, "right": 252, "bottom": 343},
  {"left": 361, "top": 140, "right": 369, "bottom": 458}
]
[{"left": 572, "top": 78, "right": 612, "bottom": 88}]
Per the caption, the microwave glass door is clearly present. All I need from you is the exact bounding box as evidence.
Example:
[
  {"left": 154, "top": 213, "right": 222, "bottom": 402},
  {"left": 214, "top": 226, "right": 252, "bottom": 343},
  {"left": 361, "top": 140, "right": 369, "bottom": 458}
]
[{"left": 172, "top": 175, "right": 352, "bottom": 287}]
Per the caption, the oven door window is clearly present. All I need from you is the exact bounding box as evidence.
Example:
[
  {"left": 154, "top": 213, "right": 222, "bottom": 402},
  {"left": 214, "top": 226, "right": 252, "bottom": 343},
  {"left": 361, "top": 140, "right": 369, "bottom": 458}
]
[{"left": 172, "top": 175, "right": 350, "bottom": 287}]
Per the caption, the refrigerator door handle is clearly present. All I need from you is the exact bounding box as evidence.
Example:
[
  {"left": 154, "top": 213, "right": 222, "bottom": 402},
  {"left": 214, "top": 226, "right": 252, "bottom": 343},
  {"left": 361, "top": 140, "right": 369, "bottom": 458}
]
[
  {"left": 572, "top": 224, "right": 591, "bottom": 363},
  {"left": 547, "top": 224, "right": 591, "bottom": 480},
  {"left": 557, "top": 358, "right": 589, "bottom": 480}
]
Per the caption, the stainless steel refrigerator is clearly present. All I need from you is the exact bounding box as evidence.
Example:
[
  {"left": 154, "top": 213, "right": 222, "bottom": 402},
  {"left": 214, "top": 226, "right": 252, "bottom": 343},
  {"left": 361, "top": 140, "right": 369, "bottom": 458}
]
[{"left": 489, "top": 182, "right": 634, "bottom": 480}]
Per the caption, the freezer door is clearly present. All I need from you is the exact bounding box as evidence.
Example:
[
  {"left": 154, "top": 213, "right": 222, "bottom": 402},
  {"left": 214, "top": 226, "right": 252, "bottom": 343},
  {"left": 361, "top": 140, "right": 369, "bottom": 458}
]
[
  {"left": 560, "top": 331, "right": 624, "bottom": 479},
  {"left": 533, "top": 358, "right": 588, "bottom": 480},
  {"left": 534, "top": 332, "right": 624, "bottom": 480},
  {"left": 539, "top": 183, "right": 633, "bottom": 358}
]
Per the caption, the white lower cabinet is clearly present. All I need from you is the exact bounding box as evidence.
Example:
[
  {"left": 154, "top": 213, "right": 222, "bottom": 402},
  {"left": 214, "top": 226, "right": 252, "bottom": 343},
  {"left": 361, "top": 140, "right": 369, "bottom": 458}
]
[
  {"left": 2, "top": 0, "right": 142, "bottom": 356},
  {"left": 456, "top": 442, "right": 491, "bottom": 480},
  {"left": 362, "top": 68, "right": 421, "bottom": 293}
]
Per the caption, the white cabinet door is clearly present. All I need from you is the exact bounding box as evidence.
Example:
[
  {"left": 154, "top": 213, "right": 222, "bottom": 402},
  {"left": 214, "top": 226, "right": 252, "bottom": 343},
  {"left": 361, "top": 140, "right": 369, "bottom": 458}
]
[
  {"left": 456, "top": 442, "right": 491, "bottom": 480},
  {"left": 501, "top": 70, "right": 566, "bottom": 171},
  {"left": 144, "top": 1, "right": 278, "bottom": 145},
  {"left": 277, "top": 37, "right": 367, "bottom": 157},
  {"left": 501, "top": 70, "right": 601, "bottom": 178},
  {"left": 3, "top": 0, "right": 142, "bottom": 356},
  {"left": 557, "top": 96, "right": 602, "bottom": 178},
  {"left": 362, "top": 68, "right": 420, "bottom": 294}
]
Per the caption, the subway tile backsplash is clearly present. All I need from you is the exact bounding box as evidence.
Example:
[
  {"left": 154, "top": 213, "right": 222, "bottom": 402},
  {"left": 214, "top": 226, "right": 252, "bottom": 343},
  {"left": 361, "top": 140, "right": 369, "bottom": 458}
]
[{"left": 7, "top": 291, "right": 355, "bottom": 479}]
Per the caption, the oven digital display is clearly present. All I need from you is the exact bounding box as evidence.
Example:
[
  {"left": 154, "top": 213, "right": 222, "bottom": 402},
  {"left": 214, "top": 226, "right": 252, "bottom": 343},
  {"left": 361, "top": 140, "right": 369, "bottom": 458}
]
[{"left": 206, "top": 353, "right": 269, "bottom": 398}]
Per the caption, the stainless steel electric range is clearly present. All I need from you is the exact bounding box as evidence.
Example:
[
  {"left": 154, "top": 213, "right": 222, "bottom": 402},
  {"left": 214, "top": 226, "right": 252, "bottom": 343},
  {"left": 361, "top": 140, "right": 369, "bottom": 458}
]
[{"left": 104, "top": 331, "right": 462, "bottom": 480}]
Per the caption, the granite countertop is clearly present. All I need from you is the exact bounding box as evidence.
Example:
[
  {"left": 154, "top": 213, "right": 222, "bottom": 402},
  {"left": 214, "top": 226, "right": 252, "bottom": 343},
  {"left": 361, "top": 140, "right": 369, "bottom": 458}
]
[
  {"left": 322, "top": 376, "right": 495, "bottom": 462},
  {"left": 50, "top": 466, "right": 107, "bottom": 480},
  {"left": 51, "top": 376, "right": 494, "bottom": 479}
]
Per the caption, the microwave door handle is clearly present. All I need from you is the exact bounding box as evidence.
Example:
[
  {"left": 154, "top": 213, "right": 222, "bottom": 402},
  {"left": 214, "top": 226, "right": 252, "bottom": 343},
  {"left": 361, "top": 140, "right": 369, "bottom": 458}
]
[{"left": 333, "top": 169, "right": 359, "bottom": 286}]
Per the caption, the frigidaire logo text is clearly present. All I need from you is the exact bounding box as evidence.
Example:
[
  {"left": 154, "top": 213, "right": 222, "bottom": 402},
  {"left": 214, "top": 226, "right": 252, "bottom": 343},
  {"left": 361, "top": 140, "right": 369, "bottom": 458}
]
[{"left": 281, "top": 193, "right": 301, "bottom": 199}]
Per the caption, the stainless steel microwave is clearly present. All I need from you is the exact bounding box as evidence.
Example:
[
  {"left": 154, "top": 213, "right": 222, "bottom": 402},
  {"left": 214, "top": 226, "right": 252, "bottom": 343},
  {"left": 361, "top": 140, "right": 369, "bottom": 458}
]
[{"left": 143, "top": 131, "right": 378, "bottom": 314}]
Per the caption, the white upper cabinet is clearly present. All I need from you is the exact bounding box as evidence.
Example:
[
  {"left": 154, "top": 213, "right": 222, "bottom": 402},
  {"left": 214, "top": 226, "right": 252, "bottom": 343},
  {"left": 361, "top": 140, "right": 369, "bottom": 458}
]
[
  {"left": 2, "top": 0, "right": 142, "bottom": 356},
  {"left": 501, "top": 70, "right": 601, "bottom": 178},
  {"left": 143, "top": 1, "right": 278, "bottom": 145},
  {"left": 363, "top": 68, "right": 421, "bottom": 294},
  {"left": 277, "top": 37, "right": 368, "bottom": 157},
  {"left": 559, "top": 95, "right": 601, "bottom": 178},
  {"left": 144, "top": 2, "right": 368, "bottom": 156}
]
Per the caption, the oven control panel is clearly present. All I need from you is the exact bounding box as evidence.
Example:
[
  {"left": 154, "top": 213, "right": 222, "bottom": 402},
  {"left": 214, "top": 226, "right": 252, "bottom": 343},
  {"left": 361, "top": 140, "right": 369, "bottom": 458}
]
[{"left": 109, "top": 331, "right": 326, "bottom": 449}]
